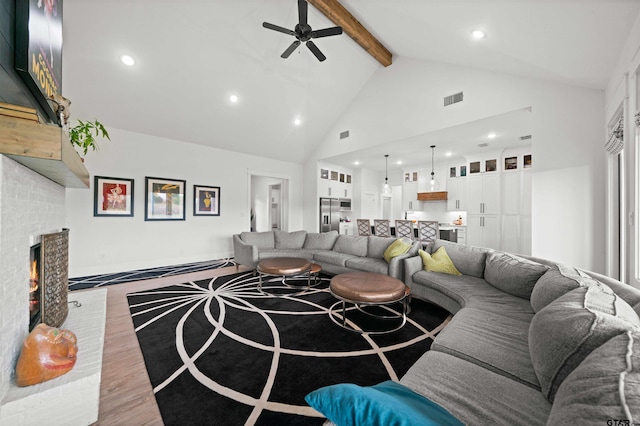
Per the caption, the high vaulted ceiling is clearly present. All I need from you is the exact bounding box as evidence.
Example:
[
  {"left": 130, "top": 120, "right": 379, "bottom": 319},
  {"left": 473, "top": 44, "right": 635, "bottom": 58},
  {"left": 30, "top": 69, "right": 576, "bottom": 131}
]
[{"left": 62, "top": 1, "right": 640, "bottom": 166}]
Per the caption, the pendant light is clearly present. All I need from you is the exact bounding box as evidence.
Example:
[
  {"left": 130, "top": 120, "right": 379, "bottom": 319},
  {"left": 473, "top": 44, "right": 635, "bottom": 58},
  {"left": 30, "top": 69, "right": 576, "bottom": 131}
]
[
  {"left": 429, "top": 145, "right": 440, "bottom": 192},
  {"left": 381, "top": 154, "right": 392, "bottom": 195}
]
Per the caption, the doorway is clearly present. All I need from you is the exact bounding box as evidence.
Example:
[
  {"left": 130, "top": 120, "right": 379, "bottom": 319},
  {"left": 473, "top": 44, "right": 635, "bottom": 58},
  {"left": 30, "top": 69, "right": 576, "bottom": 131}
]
[
  {"left": 269, "top": 184, "right": 282, "bottom": 231},
  {"left": 250, "top": 174, "right": 289, "bottom": 232}
]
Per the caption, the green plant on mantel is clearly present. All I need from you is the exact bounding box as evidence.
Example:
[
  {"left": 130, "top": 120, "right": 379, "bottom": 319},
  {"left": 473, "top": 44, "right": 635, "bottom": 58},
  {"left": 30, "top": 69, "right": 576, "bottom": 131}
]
[{"left": 68, "top": 120, "right": 110, "bottom": 156}]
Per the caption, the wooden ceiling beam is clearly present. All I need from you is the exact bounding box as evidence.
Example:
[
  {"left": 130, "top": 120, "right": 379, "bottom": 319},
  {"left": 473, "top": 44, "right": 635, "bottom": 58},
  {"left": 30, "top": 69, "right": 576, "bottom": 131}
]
[{"left": 307, "top": 0, "right": 392, "bottom": 67}]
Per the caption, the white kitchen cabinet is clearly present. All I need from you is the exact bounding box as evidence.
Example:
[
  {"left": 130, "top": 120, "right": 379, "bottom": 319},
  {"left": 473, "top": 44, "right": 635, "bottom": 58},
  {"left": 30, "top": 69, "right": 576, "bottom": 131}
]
[
  {"left": 339, "top": 222, "right": 353, "bottom": 235},
  {"left": 500, "top": 169, "right": 532, "bottom": 254},
  {"left": 456, "top": 226, "right": 467, "bottom": 245},
  {"left": 402, "top": 180, "right": 421, "bottom": 211},
  {"left": 446, "top": 177, "right": 467, "bottom": 211},
  {"left": 467, "top": 173, "right": 500, "bottom": 215},
  {"left": 467, "top": 214, "right": 500, "bottom": 250}
]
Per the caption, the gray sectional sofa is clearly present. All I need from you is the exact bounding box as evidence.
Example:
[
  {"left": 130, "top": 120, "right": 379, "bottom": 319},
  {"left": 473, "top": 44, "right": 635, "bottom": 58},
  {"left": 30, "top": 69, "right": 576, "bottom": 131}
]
[
  {"left": 232, "top": 230, "right": 420, "bottom": 280},
  {"left": 400, "top": 239, "right": 640, "bottom": 425}
]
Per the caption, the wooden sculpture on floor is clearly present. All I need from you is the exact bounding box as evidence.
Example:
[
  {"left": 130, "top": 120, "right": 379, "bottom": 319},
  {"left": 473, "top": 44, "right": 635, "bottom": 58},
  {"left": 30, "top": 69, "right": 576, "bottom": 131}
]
[{"left": 15, "top": 323, "right": 78, "bottom": 387}]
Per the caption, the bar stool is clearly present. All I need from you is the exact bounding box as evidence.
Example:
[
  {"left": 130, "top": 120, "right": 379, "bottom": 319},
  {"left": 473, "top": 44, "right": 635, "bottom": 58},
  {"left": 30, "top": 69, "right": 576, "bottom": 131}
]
[{"left": 374, "top": 219, "right": 391, "bottom": 237}]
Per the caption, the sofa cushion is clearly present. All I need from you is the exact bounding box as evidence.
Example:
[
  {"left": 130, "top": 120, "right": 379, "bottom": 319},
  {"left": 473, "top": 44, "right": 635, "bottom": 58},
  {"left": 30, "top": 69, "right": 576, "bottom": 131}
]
[
  {"left": 274, "top": 230, "right": 307, "bottom": 249},
  {"left": 239, "top": 231, "right": 274, "bottom": 249},
  {"left": 305, "top": 380, "right": 464, "bottom": 426},
  {"left": 530, "top": 263, "right": 613, "bottom": 313},
  {"left": 432, "top": 307, "right": 539, "bottom": 389},
  {"left": 418, "top": 248, "right": 461, "bottom": 276},
  {"left": 313, "top": 250, "right": 358, "bottom": 267},
  {"left": 400, "top": 351, "right": 551, "bottom": 426},
  {"left": 529, "top": 285, "right": 640, "bottom": 402},
  {"left": 258, "top": 249, "right": 315, "bottom": 260},
  {"left": 344, "top": 257, "right": 389, "bottom": 275},
  {"left": 484, "top": 251, "right": 549, "bottom": 300},
  {"left": 431, "top": 240, "right": 488, "bottom": 278},
  {"left": 333, "top": 235, "right": 368, "bottom": 257},
  {"left": 367, "top": 236, "right": 396, "bottom": 259},
  {"left": 547, "top": 330, "right": 640, "bottom": 424},
  {"left": 303, "top": 231, "right": 339, "bottom": 250},
  {"left": 383, "top": 239, "right": 412, "bottom": 263}
]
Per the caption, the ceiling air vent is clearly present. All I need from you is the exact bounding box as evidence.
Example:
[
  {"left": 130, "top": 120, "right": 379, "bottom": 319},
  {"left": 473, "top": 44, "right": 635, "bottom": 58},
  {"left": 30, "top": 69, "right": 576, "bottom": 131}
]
[
  {"left": 520, "top": 135, "right": 532, "bottom": 141},
  {"left": 444, "top": 92, "right": 463, "bottom": 107},
  {"left": 340, "top": 130, "right": 350, "bottom": 140},
  {"left": 478, "top": 143, "right": 489, "bottom": 148}
]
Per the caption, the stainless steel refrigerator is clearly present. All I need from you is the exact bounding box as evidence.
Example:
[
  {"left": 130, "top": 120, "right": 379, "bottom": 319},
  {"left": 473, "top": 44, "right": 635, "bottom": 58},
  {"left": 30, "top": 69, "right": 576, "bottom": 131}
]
[{"left": 319, "top": 198, "right": 340, "bottom": 233}]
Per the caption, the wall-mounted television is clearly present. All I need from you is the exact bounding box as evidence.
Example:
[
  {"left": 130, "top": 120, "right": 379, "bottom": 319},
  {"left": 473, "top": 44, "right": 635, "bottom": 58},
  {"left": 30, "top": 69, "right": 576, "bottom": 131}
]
[{"left": 15, "top": 0, "right": 64, "bottom": 122}]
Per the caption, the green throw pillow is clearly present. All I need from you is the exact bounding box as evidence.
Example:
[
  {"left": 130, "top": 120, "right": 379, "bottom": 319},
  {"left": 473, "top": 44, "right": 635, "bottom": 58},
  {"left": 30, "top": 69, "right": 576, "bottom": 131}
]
[
  {"left": 419, "top": 247, "right": 462, "bottom": 276},
  {"left": 383, "top": 239, "right": 412, "bottom": 263}
]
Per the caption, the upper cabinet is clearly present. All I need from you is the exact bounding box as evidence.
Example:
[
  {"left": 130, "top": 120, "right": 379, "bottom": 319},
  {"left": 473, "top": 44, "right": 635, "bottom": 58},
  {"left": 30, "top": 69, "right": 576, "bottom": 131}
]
[{"left": 318, "top": 164, "right": 352, "bottom": 199}]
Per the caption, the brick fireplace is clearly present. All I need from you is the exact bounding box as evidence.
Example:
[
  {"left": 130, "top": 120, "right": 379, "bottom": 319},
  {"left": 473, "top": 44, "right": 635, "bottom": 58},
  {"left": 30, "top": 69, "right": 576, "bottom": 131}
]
[{"left": 0, "top": 155, "right": 106, "bottom": 424}]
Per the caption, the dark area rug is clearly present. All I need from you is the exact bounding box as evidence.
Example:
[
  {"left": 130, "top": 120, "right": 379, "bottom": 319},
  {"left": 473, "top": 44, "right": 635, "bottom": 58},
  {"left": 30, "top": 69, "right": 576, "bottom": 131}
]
[
  {"left": 127, "top": 271, "right": 451, "bottom": 426},
  {"left": 68, "top": 257, "right": 236, "bottom": 291}
]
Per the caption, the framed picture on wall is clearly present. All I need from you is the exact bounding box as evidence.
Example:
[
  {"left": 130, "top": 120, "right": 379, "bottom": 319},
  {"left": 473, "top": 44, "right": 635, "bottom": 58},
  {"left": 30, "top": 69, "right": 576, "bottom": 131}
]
[
  {"left": 486, "top": 159, "right": 497, "bottom": 172},
  {"left": 330, "top": 171, "right": 339, "bottom": 181},
  {"left": 460, "top": 165, "right": 467, "bottom": 177},
  {"left": 470, "top": 161, "right": 480, "bottom": 174},
  {"left": 144, "top": 177, "right": 186, "bottom": 221},
  {"left": 193, "top": 185, "right": 220, "bottom": 216},
  {"left": 93, "top": 176, "right": 134, "bottom": 217},
  {"left": 320, "top": 169, "right": 329, "bottom": 179},
  {"left": 524, "top": 154, "right": 532, "bottom": 168},
  {"left": 450, "top": 167, "right": 456, "bottom": 178},
  {"left": 346, "top": 175, "right": 351, "bottom": 184},
  {"left": 340, "top": 173, "right": 345, "bottom": 183},
  {"left": 505, "top": 157, "right": 518, "bottom": 170}
]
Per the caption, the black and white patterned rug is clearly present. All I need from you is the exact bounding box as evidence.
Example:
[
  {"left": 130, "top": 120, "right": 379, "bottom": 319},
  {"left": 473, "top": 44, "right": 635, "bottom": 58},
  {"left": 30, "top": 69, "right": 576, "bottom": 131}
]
[
  {"left": 127, "top": 271, "right": 451, "bottom": 425},
  {"left": 68, "top": 258, "right": 236, "bottom": 291}
]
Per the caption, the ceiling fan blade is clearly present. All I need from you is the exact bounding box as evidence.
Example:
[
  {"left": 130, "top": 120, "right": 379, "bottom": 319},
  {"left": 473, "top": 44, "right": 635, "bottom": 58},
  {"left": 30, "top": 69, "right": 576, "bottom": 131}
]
[
  {"left": 263, "top": 22, "right": 295, "bottom": 36},
  {"left": 306, "top": 40, "right": 326, "bottom": 62},
  {"left": 298, "top": 0, "right": 308, "bottom": 26},
  {"left": 281, "top": 40, "right": 301, "bottom": 58},
  {"left": 311, "top": 26, "right": 343, "bottom": 39}
]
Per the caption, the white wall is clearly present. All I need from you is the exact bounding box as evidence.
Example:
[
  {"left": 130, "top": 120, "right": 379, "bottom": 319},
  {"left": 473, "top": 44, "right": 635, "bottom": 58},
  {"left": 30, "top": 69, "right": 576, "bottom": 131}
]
[
  {"left": 303, "top": 57, "right": 605, "bottom": 272},
  {"left": 65, "top": 128, "right": 303, "bottom": 277}
]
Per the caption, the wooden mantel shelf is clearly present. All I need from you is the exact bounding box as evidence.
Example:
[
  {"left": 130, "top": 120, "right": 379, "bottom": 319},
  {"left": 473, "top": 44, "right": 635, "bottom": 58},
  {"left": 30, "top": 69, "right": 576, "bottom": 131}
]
[
  {"left": 0, "top": 115, "right": 89, "bottom": 188},
  {"left": 417, "top": 191, "right": 448, "bottom": 201}
]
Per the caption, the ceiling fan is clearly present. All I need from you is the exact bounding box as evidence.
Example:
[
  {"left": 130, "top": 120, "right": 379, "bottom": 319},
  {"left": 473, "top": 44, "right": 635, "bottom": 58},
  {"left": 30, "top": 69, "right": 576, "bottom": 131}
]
[{"left": 262, "top": 0, "right": 343, "bottom": 62}]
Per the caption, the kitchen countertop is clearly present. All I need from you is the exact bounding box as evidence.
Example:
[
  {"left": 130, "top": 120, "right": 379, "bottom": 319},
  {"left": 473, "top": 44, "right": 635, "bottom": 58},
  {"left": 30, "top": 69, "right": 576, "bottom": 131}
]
[{"left": 439, "top": 223, "right": 466, "bottom": 230}]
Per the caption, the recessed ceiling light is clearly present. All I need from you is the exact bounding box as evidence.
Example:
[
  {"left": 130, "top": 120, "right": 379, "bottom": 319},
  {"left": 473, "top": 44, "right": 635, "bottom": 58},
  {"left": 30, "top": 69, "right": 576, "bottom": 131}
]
[
  {"left": 396, "top": 160, "right": 402, "bottom": 165},
  {"left": 471, "top": 29, "right": 486, "bottom": 40},
  {"left": 229, "top": 94, "right": 238, "bottom": 103},
  {"left": 354, "top": 161, "right": 360, "bottom": 166},
  {"left": 121, "top": 55, "right": 135, "bottom": 66},
  {"left": 294, "top": 117, "right": 302, "bottom": 126},
  {"left": 445, "top": 152, "right": 453, "bottom": 157},
  {"left": 487, "top": 132, "right": 497, "bottom": 139}
]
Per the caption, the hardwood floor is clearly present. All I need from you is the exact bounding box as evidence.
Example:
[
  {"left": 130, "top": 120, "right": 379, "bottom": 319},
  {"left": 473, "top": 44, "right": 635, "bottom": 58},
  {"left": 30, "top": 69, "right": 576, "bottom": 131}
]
[{"left": 84, "top": 264, "right": 252, "bottom": 425}]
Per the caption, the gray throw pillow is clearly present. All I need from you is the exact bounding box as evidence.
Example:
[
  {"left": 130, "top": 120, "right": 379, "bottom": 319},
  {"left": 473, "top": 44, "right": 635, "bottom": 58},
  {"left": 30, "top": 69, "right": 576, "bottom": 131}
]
[
  {"left": 303, "top": 231, "right": 339, "bottom": 250},
  {"left": 367, "top": 236, "right": 395, "bottom": 259},
  {"left": 529, "top": 285, "right": 640, "bottom": 402},
  {"left": 431, "top": 239, "right": 489, "bottom": 278},
  {"left": 274, "top": 230, "right": 307, "bottom": 249},
  {"left": 530, "top": 263, "right": 613, "bottom": 313},
  {"left": 333, "top": 235, "right": 368, "bottom": 257},
  {"left": 484, "top": 251, "right": 549, "bottom": 299},
  {"left": 240, "top": 231, "right": 275, "bottom": 249},
  {"left": 548, "top": 331, "right": 640, "bottom": 424}
]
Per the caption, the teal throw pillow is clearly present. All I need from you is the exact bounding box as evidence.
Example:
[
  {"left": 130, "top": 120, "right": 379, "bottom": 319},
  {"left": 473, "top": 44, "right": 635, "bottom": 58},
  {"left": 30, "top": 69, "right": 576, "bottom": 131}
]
[{"left": 305, "top": 380, "right": 464, "bottom": 426}]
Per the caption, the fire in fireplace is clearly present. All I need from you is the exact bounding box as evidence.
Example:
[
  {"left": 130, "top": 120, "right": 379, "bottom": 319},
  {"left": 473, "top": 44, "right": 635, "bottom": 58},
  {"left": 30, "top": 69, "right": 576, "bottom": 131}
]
[
  {"left": 28, "top": 229, "right": 70, "bottom": 331},
  {"left": 29, "top": 244, "right": 41, "bottom": 331}
]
